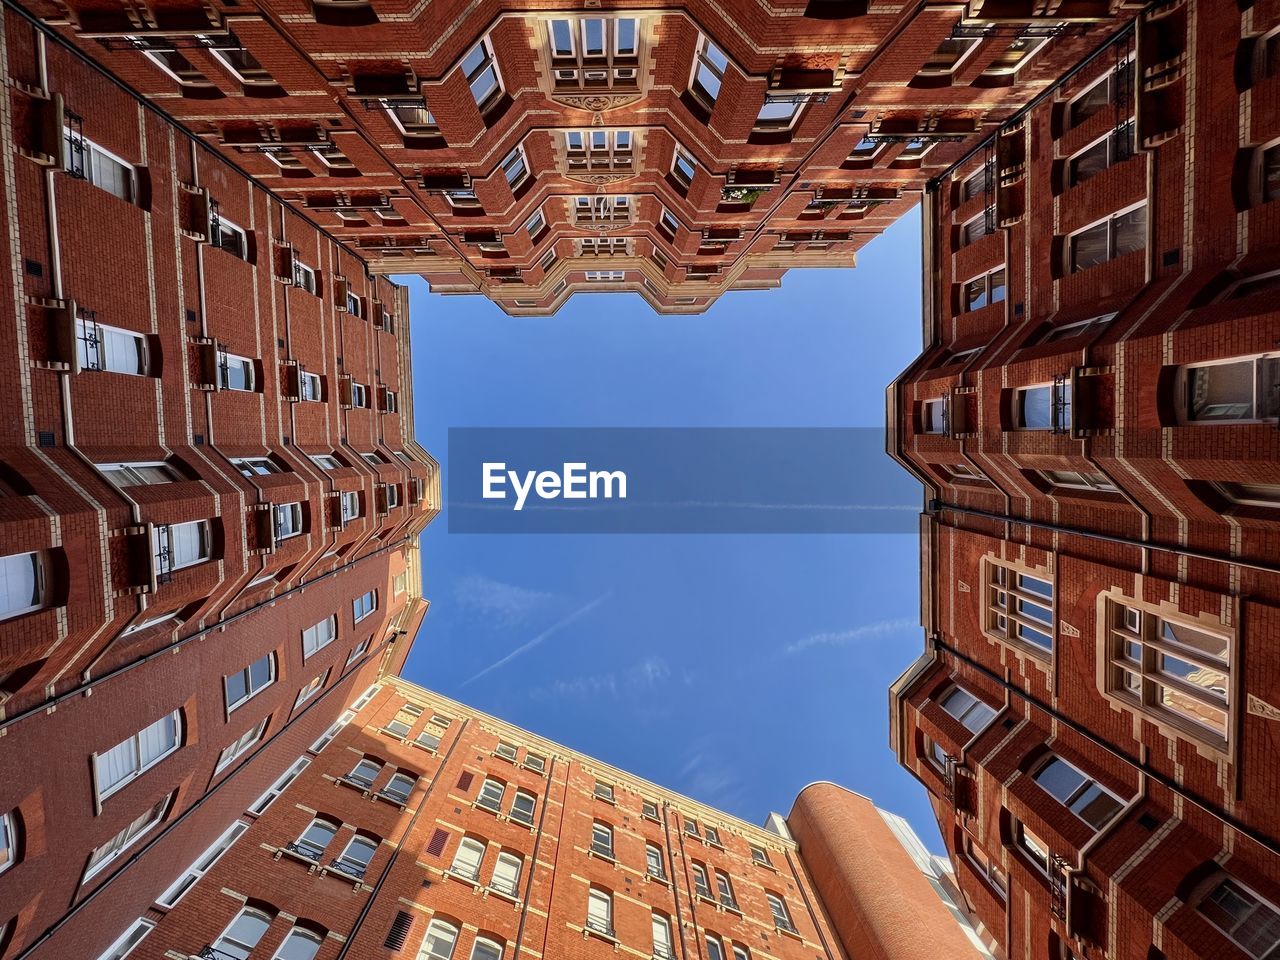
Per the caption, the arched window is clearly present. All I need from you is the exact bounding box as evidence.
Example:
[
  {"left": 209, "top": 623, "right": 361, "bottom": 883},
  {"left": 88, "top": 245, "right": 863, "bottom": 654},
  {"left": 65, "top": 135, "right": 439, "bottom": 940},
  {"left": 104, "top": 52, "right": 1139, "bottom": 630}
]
[
  {"left": 294, "top": 819, "right": 338, "bottom": 860},
  {"left": 272, "top": 926, "right": 324, "bottom": 960},
  {"left": 509, "top": 790, "right": 536, "bottom": 825},
  {"left": 214, "top": 907, "right": 273, "bottom": 959},
  {"left": 418, "top": 919, "right": 458, "bottom": 960},
  {"left": 470, "top": 937, "right": 503, "bottom": 960},
  {"left": 476, "top": 778, "right": 505, "bottom": 810},
  {"left": 347, "top": 757, "right": 381, "bottom": 787},
  {"left": 449, "top": 837, "right": 486, "bottom": 880},
  {"left": 590, "top": 822, "right": 614, "bottom": 858},
  {"left": 705, "top": 935, "right": 725, "bottom": 960},
  {"left": 491, "top": 852, "right": 521, "bottom": 896},
  {"left": 586, "top": 888, "right": 614, "bottom": 937},
  {"left": 335, "top": 835, "right": 378, "bottom": 878},
  {"left": 651, "top": 913, "right": 673, "bottom": 959}
]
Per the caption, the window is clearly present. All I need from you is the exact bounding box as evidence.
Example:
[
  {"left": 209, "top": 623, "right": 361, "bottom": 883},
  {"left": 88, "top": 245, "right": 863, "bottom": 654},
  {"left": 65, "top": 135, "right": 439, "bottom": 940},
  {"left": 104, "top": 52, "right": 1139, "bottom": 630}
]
[
  {"left": 494, "top": 741, "right": 518, "bottom": 762},
  {"left": 385, "top": 717, "right": 412, "bottom": 737},
  {"left": 766, "top": 892, "right": 795, "bottom": 932},
  {"left": 652, "top": 914, "right": 674, "bottom": 959},
  {"left": 220, "top": 351, "right": 256, "bottom": 390},
  {"left": 385, "top": 102, "right": 437, "bottom": 136},
  {"left": 416, "top": 729, "right": 442, "bottom": 751},
  {"left": 0, "top": 810, "right": 15, "bottom": 875},
  {"left": 476, "top": 777, "right": 505, "bottom": 811},
  {"left": 1181, "top": 355, "right": 1280, "bottom": 422},
  {"left": 685, "top": 819, "right": 701, "bottom": 838},
  {"left": 335, "top": 836, "right": 377, "bottom": 878},
  {"left": 385, "top": 484, "right": 401, "bottom": 509},
  {"left": 982, "top": 29, "right": 1054, "bottom": 75},
  {"left": 491, "top": 851, "right": 522, "bottom": 896},
  {"left": 732, "top": 948, "right": 750, "bottom": 960},
  {"left": 524, "top": 752, "right": 546, "bottom": 772},
  {"left": 705, "top": 825, "right": 721, "bottom": 845},
  {"left": 1198, "top": 875, "right": 1280, "bottom": 959},
  {"left": 393, "top": 571, "right": 409, "bottom": 596},
  {"left": 65, "top": 132, "right": 134, "bottom": 202},
  {"left": 575, "top": 194, "right": 630, "bottom": 223},
  {"left": 462, "top": 38, "right": 501, "bottom": 107},
  {"left": 691, "top": 35, "right": 728, "bottom": 105},
  {"left": 420, "top": 919, "right": 459, "bottom": 959},
  {"left": 692, "top": 862, "right": 712, "bottom": 897},
  {"left": 920, "top": 35, "right": 980, "bottom": 74},
  {"left": 591, "top": 822, "right": 614, "bottom": 858},
  {"left": 351, "top": 383, "right": 369, "bottom": 408},
  {"left": 353, "top": 589, "right": 377, "bottom": 622},
  {"left": 961, "top": 163, "right": 992, "bottom": 201},
  {"left": 274, "top": 502, "right": 303, "bottom": 541},
  {"left": 587, "top": 888, "right": 614, "bottom": 937},
  {"left": 1068, "top": 204, "right": 1146, "bottom": 271},
  {"left": 1217, "top": 482, "right": 1280, "bottom": 508},
  {"left": 1036, "top": 313, "right": 1116, "bottom": 343},
  {"left": 352, "top": 684, "right": 381, "bottom": 710},
  {"left": 1040, "top": 469, "right": 1118, "bottom": 493},
  {"left": 96, "top": 919, "right": 155, "bottom": 960},
  {"left": 293, "top": 818, "right": 337, "bottom": 860},
  {"left": 964, "top": 837, "right": 1006, "bottom": 898},
  {"left": 750, "top": 845, "right": 771, "bottom": 866},
  {"left": 565, "top": 129, "right": 634, "bottom": 171},
  {"left": 640, "top": 843, "right": 664, "bottom": 879},
  {"left": 925, "top": 735, "right": 949, "bottom": 768},
  {"left": 347, "top": 758, "right": 381, "bottom": 788},
  {"left": 509, "top": 790, "right": 536, "bottom": 825},
  {"left": 501, "top": 147, "right": 529, "bottom": 189},
  {"left": 85, "top": 793, "right": 170, "bottom": 880},
  {"left": 95, "top": 711, "right": 181, "bottom": 800},
  {"left": 301, "top": 615, "right": 338, "bottom": 659},
  {"left": 1069, "top": 60, "right": 1134, "bottom": 128},
  {"left": 345, "top": 292, "right": 364, "bottom": 318},
  {"left": 962, "top": 267, "right": 1005, "bottom": 310},
  {"left": 300, "top": 371, "right": 322, "bottom": 401},
  {"left": 98, "top": 461, "right": 177, "bottom": 486},
  {"left": 311, "top": 453, "right": 343, "bottom": 471},
  {"left": 986, "top": 561, "right": 1053, "bottom": 652},
  {"left": 961, "top": 210, "right": 994, "bottom": 246},
  {"left": 450, "top": 837, "right": 485, "bottom": 879},
  {"left": 217, "top": 718, "right": 267, "bottom": 772},
  {"left": 232, "top": 457, "right": 280, "bottom": 477},
  {"left": 292, "top": 260, "right": 317, "bottom": 294},
  {"left": 585, "top": 270, "right": 624, "bottom": 281},
  {"left": 1014, "top": 819, "right": 1051, "bottom": 873},
  {"left": 1033, "top": 755, "right": 1124, "bottom": 830},
  {"left": 1258, "top": 142, "right": 1280, "bottom": 204},
  {"left": 594, "top": 781, "right": 615, "bottom": 802},
  {"left": 380, "top": 772, "right": 415, "bottom": 803},
  {"left": 548, "top": 17, "right": 639, "bottom": 89},
  {"left": 226, "top": 653, "right": 274, "bottom": 710},
  {"left": 1016, "top": 382, "right": 1071, "bottom": 432},
  {"left": 715, "top": 870, "right": 738, "bottom": 909},
  {"left": 898, "top": 137, "right": 936, "bottom": 161},
  {"left": 470, "top": 939, "right": 503, "bottom": 960},
  {"left": 272, "top": 928, "right": 323, "bottom": 960},
  {"left": 251, "top": 757, "right": 309, "bottom": 813},
  {"left": 1068, "top": 122, "right": 1134, "bottom": 186},
  {"left": 1, "top": 551, "right": 43, "bottom": 621},
  {"left": 642, "top": 800, "right": 659, "bottom": 820},
  {"left": 76, "top": 318, "right": 148, "bottom": 375},
  {"left": 938, "top": 685, "right": 997, "bottom": 734},
  {"left": 921, "top": 398, "right": 947, "bottom": 434},
  {"left": 671, "top": 148, "right": 697, "bottom": 187},
  {"left": 755, "top": 96, "right": 801, "bottom": 131},
  {"left": 340, "top": 491, "right": 361, "bottom": 522},
  {"left": 294, "top": 671, "right": 326, "bottom": 708},
  {"left": 525, "top": 209, "right": 546, "bottom": 237},
  {"left": 705, "top": 936, "right": 726, "bottom": 960},
  {"left": 213, "top": 216, "right": 249, "bottom": 260},
  {"left": 213, "top": 907, "right": 272, "bottom": 960},
  {"left": 1104, "top": 600, "right": 1229, "bottom": 741}
]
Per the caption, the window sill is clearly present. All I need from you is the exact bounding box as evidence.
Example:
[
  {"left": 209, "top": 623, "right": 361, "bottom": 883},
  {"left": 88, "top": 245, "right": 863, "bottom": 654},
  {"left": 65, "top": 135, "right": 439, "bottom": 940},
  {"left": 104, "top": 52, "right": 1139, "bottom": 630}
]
[
  {"left": 444, "top": 869, "right": 482, "bottom": 891},
  {"left": 775, "top": 925, "right": 803, "bottom": 942},
  {"left": 752, "top": 860, "right": 777, "bottom": 872},
  {"left": 473, "top": 801, "right": 504, "bottom": 819},
  {"left": 593, "top": 794, "right": 617, "bottom": 806},
  {"left": 336, "top": 776, "right": 373, "bottom": 796},
  {"left": 644, "top": 873, "right": 669, "bottom": 886},
  {"left": 521, "top": 762, "right": 547, "bottom": 776},
  {"left": 583, "top": 925, "right": 619, "bottom": 945},
  {"left": 588, "top": 849, "right": 616, "bottom": 865},
  {"left": 492, "top": 751, "right": 518, "bottom": 764},
  {"left": 487, "top": 885, "right": 520, "bottom": 905},
  {"left": 373, "top": 791, "right": 409, "bottom": 810},
  {"left": 276, "top": 846, "right": 320, "bottom": 871}
]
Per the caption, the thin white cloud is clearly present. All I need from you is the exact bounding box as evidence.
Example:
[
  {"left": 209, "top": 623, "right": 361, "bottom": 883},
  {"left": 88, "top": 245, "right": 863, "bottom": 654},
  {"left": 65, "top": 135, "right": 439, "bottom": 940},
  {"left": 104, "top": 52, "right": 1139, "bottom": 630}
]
[
  {"left": 461, "top": 591, "right": 612, "bottom": 687},
  {"left": 528, "top": 656, "right": 673, "bottom": 702},
  {"left": 784, "top": 617, "right": 917, "bottom": 655},
  {"left": 453, "top": 574, "right": 554, "bottom": 625}
]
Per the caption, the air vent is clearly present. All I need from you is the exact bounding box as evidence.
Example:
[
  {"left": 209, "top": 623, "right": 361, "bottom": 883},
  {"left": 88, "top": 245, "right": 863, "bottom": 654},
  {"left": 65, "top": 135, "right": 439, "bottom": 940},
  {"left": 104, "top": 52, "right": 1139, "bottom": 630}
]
[
  {"left": 24, "top": 259, "right": 43, "bottom": 277},
  {"left": 384, "top": 911, "right": 414, "bottom": 950},
  {"left": 37, "top": 431, "right": 55, "bottom": 447},
  {"left": 426, "top": 828, "right": 449, "bottom": 857}
]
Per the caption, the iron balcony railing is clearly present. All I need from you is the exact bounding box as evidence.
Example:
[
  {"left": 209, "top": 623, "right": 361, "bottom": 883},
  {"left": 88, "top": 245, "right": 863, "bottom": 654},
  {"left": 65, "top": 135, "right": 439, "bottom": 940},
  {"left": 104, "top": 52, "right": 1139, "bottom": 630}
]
[
  {"left": 63, "top": 110, "right": 86, "bottom": 179},
  {"left": 585, "top": 917, "right": 616, "bottom": 939},
  {"left": 719, "top": 894, "right": 740, "bottom": 911},
  {"left": 283, "top": 840, "right": 323, "bottom": 861},
  {"left": 490, "top": 877, "right": 519, "bottom": 898},
  {"left": 196, "top": 947, "right": 241, "bottom": 960},
  {"left": 75, "top": 310, "right": 103, "bottom": 371},
  {"left": 590, "top": 842, "right": 614, "bottom": 858},
  {"left": 1049, "top": 853, "right": 1070, "bottom": 921},
  {"left": 450, "top": 863, "right": 480, "bottom": 882},
  {"left": 329, "top": 857, "right": 368, "bottom": 880},
  {"left": 153, "top": 524, "right": 175, "bottom": 585}
]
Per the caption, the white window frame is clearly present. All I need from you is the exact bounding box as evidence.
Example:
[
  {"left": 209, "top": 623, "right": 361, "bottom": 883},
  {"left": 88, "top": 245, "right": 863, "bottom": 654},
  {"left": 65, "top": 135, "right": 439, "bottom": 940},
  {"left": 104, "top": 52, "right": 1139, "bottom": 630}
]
[
  {"left": 340, "top": 491, "right": 361, "bottom": 522},
  {"left": 353, "top": 589, "right": 377, "bottom": 623},
  {"left": 462, "top": 36, "right": 503, "bottom": 107},
  {"left": 213, "top": 216, "right": 249, "bottom": 260},
  {"left": 219, "top": 351, "right": 256, "bottom": 391},
  {"left": 225, "top": 653, "right": 275, "bottom": 711},
  {"left": 157, "top": 819, "right": 248, "bottom": 906},
  {"left": 938, "top": 684, "right": 997, "bottom": 734},
  {"left": 94, "top": 710, "right": 182, "bottom": 801},
  {"left": 1178, "top": 353, "right": 1280, "bottom": 424},
  {"left": 274, "top": 502, "right": 304, "bottom": 540},
  {"left": 300, "top": 370, "right": 322, "bottom": 401},
  {"left": 96, "top": 918, "right": 156, "bottom": 960},
  {"left": 84, "top": 793, "right": 170, "bottom": 881},
  {"left": 65, "top": 130, "right": 135, "bottom": 202},
  {"left": 98, "top": 461, "right": 178, "bottom": 487},
  {"left": 0, "top": 551, "right": 44, "bottom": 621},
  {"left": 302, "top": 615, "right": 338, "bottom": 659},
  {"left": 250, "top": 757, "right": 309, "bottom": 813},
  {"left": 76, "top": 317, "right": 149, "bottom": 375},
  {"left": 216, "top": 718, "right": 268, "bottom": 773},
  {"left": 1066, "top": 201, "right": 1147, "bottom": 272},
  {"left": 293, "top": 670, "right": 327, "bottom": 708},
  {"left": 1031, "top": 754, "right": 1125, "bottom": 830},
  {"left": 690, "top": 34, "right": 728, "bottom": 106},
  {"left": 450, "top": 836, "right": 486, "bottom": 880},
  {"left": 671, "top": 147, "right": 697, "bottom": 187},
  {"left": 984, "top": 559, "right": 1055, "bottom": 653},
  {"left": 501, "top": 145, "right": 530, "bottom": 190}
]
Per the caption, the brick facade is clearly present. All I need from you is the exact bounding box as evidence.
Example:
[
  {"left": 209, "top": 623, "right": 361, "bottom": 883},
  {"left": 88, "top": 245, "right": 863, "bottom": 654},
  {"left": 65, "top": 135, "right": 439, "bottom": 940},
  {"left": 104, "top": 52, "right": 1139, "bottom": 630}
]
[{"left": 889, "top": 0, "right": 1280, "bottom": 957}]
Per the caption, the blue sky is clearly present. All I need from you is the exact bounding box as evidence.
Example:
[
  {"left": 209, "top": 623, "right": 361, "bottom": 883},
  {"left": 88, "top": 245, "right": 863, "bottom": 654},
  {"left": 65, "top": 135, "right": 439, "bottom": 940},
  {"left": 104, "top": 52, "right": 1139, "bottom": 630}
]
[{"left": 397, "top": 205, "right": 940, "bottom": 848}]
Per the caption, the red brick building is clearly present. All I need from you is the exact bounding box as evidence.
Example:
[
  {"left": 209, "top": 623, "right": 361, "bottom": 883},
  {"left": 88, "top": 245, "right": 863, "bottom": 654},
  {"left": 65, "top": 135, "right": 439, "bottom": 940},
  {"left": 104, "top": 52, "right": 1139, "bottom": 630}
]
[
  {"left": 40, "top": 678, "right": 997, "bottom": 960},
  {"left": 0, "top": 4, "right": 438, "bottom": 957},
  {"left": 889, "top": 0, "right": 1280, "bottom": 957},
  {"left": 17, "top": 0, "right": 1137, "bottom": 313}
]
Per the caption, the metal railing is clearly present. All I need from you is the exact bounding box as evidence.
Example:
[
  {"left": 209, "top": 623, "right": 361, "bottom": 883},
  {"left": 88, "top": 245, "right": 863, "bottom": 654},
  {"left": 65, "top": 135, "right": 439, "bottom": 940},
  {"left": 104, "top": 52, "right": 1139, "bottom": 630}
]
[
  {"left": 585, "top": 917, "right": 616, "bottom": 938},
  {"left": 590, "top": 842, "right": 614, "bottom": 858},
  {"left": 1051, "top": 374, "right": 1072, "bottom": 435},
  {"left": 196, "top": 946, "right": 241, "bottom": 960},
  {"left": 329, "top": 857, "right": 368, "bottom": 880},
  {"left": 63, "top": 110, "right": 86, "bottom": 178},
  {"left": 75, "top": 310, "right": 103, "bottom": 371},
  {"left": 1049, "top": 854, "right": 1070, "bottom": 921},
  {"left": 283, "top": 840, "right": 322, "bottom": 862},
  {"left": 490, "top": 878, "right": 519, "bottom": 898},
  {"left": 153, "top": 524, "right": 175, "bottom": 585}
]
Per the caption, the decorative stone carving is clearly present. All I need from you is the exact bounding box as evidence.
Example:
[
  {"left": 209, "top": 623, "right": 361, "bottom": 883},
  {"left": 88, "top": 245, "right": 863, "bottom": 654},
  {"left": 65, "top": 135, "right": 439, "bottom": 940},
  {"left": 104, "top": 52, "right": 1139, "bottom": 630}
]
[
  {"left": 1059, "top": 620, "right": 1080, "bottom": 638},
  {"left": 550, "top": 92, "right": 643, "bottom": 112},
  {"left": 565, "top": 172, "right": 637, "bottom": 186},
  {"left": 1247, "top": 694, "right": 1280, "bottom": 721}
]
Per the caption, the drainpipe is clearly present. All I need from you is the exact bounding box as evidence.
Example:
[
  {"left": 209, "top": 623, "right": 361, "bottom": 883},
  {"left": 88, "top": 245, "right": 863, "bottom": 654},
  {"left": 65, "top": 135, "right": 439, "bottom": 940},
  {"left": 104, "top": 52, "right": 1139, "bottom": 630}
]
[
  {"left": 510, "top": 754, "right": 559, "bottom": 960},
  {"left": 660, "top": 804, "right": 692, "bottom": 960}
]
